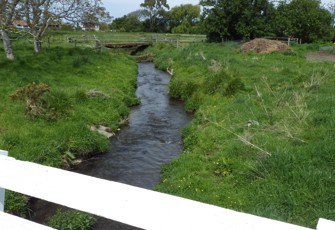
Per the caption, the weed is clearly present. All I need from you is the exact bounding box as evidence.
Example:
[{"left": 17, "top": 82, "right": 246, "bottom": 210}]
[{"left": 10, "top": 83, "right": 50, "bottom": 118}]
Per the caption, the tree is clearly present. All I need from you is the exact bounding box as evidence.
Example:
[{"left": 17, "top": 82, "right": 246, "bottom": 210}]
[
  {"left": 110, "top": 14, "right": 144, "bottom": 32},
  {"left": 200, "top": 0, "right": 275, "bottom": 42},
  {"left": 0, "top": 0, "right": 20, "bottom": 60},
  {"left": 169, "top": 4, "right": 201, "bottom": 34},
  {"left": 23, "top": 0, "right": 52, "bottom": 53},
  {"left": 111, "top": 9, "right": 146, "bottom": 32},
  {"left": 276, "top": 0, "right": 332, "bottom": 42},
  {"left": 22, "top": 0, "right": 111, "bottom": 53},
  {"left": 140, "top": 0, "right": 169, "bottom": 32},
  {"left": 326, "top": 3, "right": 335, "bottom": 42},
  {"left": 80, "top": 1, "right": 112, "bottom": 25}
]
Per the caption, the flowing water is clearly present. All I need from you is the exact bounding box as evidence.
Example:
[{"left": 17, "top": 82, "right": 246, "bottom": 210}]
[{"left": 30, "top": 63, "right": 191, "bottom": 229}]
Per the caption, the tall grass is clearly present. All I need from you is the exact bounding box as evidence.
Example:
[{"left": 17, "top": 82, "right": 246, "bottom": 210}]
[{"left": 148, "top": 43, "right": 335, "bottom": 228}]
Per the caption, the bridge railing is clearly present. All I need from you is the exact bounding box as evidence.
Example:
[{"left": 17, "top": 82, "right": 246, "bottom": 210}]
[{"left": 0, "top": 150, "right": 334, "bottom": 230}]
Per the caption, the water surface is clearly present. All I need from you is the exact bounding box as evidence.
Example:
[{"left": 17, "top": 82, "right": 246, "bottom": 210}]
[{"left": 31, "top": 63, "right": 190, "bottom": 229}]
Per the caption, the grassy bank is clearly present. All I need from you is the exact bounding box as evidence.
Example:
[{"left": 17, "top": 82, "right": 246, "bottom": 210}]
[
  {"left": 148, "top": 43, "right": 335, "bottom": 228},
  {"left": 0, "top": 42, "right": 138, "bottom": 216}
]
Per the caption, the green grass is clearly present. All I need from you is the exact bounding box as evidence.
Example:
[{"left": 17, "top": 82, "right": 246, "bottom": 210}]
[
  {"left": 47, "top": 209, "right": 96, "bottom": 230},
  {"left": 0, "top": 41, "right": 138, "bottom": 166},
  {"left": 1, "top": 40, "right": 139, "bottom": 216},
  {"left": 148, "top": 42, "right": 335, "bottom": 228}
]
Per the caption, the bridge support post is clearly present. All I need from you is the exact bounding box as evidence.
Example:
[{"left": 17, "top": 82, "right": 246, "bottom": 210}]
[{"left": 0, "top": 150, "right": 8, "bottom": 212}]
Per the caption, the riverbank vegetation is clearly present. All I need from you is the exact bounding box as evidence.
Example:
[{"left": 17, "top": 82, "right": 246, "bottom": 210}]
[
  {"left": 149, "top": 42, "right": 335, "bottom": 228},
  {"left": 1, "top": 41, "right": 138, "bottom": 219}
]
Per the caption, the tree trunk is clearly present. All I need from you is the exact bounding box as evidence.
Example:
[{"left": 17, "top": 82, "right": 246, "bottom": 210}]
[
  {"left": 0, "top": 30, "right": 15, "bottom": 60},
  {"left": 34, "top": 38, "right": 42, "bottom": 53}
]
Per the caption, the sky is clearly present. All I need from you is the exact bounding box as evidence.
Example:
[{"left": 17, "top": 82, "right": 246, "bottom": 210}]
[
  {"left": 102, "top": 0, "right": 334, "bottom": 19},
  {"left": 102, "top": 0, "right": 200, "bottom": 18}
]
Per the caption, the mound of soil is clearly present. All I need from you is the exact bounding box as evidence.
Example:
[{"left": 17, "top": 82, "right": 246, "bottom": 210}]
[{"left": 240, "top": 38, "right": 292, "bottom": 54}]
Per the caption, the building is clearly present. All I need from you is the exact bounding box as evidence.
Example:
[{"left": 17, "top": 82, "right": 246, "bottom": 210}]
[
  {"left": 13, "top": 20, "right": 29, "bottom": 30},
  {"left": 78, "top": 21, "right": 100, "bottom": 31}
]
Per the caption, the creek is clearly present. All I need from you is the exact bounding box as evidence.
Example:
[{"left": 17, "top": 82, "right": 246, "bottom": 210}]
[{"left": 30, "top": 63, "right": 191, "bottom": 229}]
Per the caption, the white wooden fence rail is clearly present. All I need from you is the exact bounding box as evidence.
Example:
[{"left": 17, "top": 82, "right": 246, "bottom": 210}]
[{"left": 0, "top": 150, "right": 334, "bottom": 230}]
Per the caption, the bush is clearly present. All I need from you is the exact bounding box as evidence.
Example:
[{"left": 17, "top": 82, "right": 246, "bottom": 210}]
[
  {"left": 47, "top": 209, "right": 96, "bottom": 230},
  {"left": 205, "top": 68, "right": 245, "bottom": 96},
  {"left": 10, "top": 83, "right": 71, "bottom": 120},
  {"left": 11, "top": 82, "right": 50, "bottom": 118}
]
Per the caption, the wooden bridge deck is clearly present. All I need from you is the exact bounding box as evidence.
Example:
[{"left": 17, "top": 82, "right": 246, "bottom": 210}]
[{"left": 104, "top": 42, "right": 152, "bottom": 49}]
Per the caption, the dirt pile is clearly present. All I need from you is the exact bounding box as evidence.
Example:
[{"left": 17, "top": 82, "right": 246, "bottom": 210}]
[{"left": 240, "top": 38, "right": 292, "bottom": 54}]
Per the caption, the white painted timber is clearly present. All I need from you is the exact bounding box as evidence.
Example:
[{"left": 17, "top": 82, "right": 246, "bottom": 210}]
[
  {"left": 0, "top": 154, "right": 315, "bottom": 230},
  {"left": 317, "top": 218, "right": 335, "bottom": 230},
  {"left": 0, "top": 212, "right": 55, "bottom": 230},
  {"left": 0, "top": 150, "right": 8, "bottom": 212}
]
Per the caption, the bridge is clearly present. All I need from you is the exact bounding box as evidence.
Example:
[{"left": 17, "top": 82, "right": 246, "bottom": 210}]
[
  {"left": 0, "top": 150, "right": 334, "bottom": 230},
  {"left": 104, "top": 42, "right": 152, "bottom": 49},
  {"left": 104, "top": 42, "right": 152, "bottom": 54}
]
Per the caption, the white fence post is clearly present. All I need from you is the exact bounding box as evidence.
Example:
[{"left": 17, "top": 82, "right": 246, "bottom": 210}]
[{"left": 0, "top": 150, "right": 8, "bottom": 212}]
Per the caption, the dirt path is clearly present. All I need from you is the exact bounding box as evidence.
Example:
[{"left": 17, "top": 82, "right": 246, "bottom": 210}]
[{"left": 305, "top": 51, "right": 335, "bottom": 62}]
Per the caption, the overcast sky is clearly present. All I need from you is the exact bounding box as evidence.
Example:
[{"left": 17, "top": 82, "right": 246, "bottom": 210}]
[{"left": 102, "top": 0, "right": 334, "bottom": 19}]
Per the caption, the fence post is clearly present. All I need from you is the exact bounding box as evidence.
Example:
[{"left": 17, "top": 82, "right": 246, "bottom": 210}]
[{"left": 0, "top": 150, "right": 8, "bottom": 212}]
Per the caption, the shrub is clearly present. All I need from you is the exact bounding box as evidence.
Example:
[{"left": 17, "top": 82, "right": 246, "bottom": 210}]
[
  {"left": 10, "top": 83, "right": 71, "bottom": 120},
  {"left": 205, "top": 68, "right": 245, "bottom": 96},
  {"left": 10, "top": 82, "right": 50, "bottom": 118}
]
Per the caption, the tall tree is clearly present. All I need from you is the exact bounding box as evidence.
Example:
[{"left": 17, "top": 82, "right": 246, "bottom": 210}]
[
  {"left": 326, "top": 3, "right": 335, "bottom": 42},
  {"left": 170, "top": 4, "right": 201, "bottom": 34},
  {"left": 276, "top": 0, "right": 332, "bottom": 42},
  {"left": 200, "top": 0, "right": 275, "bottom": 41},
  {"left": 111, "top": 11, "right": 144, "bottom": 32},
  {"left": 0, "top": 0, "right": 20, "bottom": 60},
  {"left": 140, "top": 0, "right": 169, "bottom": 32}
]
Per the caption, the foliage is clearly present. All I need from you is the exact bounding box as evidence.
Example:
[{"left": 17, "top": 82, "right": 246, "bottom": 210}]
[
  {"left": 111, "top": 15, "right": 144, "bottom": 32},
  {"left": 140, "top": 0, "right": 170, "bottom": 32},
  {"left": 47, "top": 209, "right": 96, "bottom": 230},
  {"left": 276, "top": 0, "right": 333, "bottom": 43},
  {"left": 200, "top": 0, "right": 276, "bottom": 41},
  {"left": 170, "top": 4, "right": 202, "bottom": 34},
  {"left": 200, "top": 0, "right": 333, "bottom": 43},
  {"left": 148, "top": 43, "right": 335, "bottom": 228}
]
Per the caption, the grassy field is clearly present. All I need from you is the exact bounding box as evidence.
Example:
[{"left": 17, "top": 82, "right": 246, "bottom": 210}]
[
  {"left": 0, "top": 38, "right": 138, "bottom": 217},
  {"left": 146, "top": 42, "right": 335, "bottom": 228},
  {"left": 0, "top": 41, "right": 138, "bottom": 166}
]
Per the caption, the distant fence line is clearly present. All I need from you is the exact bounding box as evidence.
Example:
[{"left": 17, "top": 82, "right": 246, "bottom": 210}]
[
  {"left": 264, "top": 37, "right": 300, "bottom": 45},
  {"left": 65, "top": 33, "right": 206, "bottom": 48}
]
